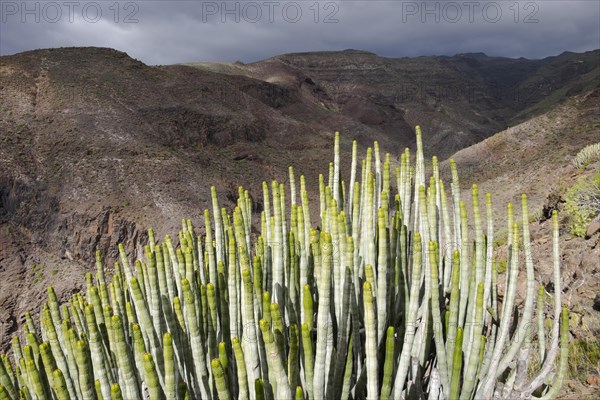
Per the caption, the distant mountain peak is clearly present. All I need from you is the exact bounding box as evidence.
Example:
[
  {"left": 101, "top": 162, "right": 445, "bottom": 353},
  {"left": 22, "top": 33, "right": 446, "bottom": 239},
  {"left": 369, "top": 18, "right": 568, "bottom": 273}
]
[
  {"left": 275, "top": 49, "right": 377, "bottom": 59},
  {"left": 455, "top": 52, "right": 489, "bottom": 59}
]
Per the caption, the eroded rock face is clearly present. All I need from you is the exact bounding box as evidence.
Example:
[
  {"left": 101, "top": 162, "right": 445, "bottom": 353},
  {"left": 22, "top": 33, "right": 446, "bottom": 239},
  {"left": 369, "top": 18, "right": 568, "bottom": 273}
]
[
  {"left": 0, "top": 177, "right": 148, "bottom": 351},
  {"left": 0, "top": 204, "right": 147, "bottom": 351},
  {"left": 55, "top": 207, "right": 147, "bottom": 265}
]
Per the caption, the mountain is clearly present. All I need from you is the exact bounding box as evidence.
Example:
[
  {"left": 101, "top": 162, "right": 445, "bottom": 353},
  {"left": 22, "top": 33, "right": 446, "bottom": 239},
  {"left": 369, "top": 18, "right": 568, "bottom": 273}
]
[
  {"left": 443, "top": 89, "right": 599, "bottom": 215},
  {"left": 0, "top": 47, "right": 599, "bottom": 352},
  {"left": 189, "top": 49, "right": 599, "bottom": 157}
]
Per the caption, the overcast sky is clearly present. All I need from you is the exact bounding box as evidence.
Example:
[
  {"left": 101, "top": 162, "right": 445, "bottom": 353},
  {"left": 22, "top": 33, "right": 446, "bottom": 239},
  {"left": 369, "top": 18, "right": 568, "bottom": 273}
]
[{"left": 1, "top": 1, "right": 599, "bottom": 64}]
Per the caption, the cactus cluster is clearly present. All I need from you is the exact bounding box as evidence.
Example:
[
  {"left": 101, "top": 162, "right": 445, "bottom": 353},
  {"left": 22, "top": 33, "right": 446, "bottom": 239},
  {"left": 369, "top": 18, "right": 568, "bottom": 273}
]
[{"left": 0, "top": 127, "right": 568, "bottom": 400}]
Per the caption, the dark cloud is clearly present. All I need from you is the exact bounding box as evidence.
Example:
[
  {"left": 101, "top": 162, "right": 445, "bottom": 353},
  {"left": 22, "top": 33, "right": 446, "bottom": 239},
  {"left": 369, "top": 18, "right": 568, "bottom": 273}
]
[{"left": 1, "top": 1, "right": 598, "bottom": 64}]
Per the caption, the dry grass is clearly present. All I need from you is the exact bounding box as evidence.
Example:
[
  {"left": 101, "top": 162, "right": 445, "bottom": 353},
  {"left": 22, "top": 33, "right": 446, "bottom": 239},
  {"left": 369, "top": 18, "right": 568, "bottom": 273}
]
[{"left": 572, "top": 143, "right": 600, "bottom": 169}]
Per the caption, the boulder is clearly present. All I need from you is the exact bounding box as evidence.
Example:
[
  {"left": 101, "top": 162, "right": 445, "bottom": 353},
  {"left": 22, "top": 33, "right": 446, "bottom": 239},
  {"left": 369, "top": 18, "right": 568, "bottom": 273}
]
[{"left": 586, "top": 218, "right": 600, "bottom": 238}]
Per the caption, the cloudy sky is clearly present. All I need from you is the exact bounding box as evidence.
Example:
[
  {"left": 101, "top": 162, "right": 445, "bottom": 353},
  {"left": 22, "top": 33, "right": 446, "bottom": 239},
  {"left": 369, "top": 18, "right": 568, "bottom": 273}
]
[{"left": 1, "top": 1, "right": 599, "bottom": 64}]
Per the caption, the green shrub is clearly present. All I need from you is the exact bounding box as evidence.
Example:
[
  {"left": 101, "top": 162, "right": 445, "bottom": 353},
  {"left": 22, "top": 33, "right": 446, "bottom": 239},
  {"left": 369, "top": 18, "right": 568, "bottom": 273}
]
[
  {"left": 493, "top": 228, "right": 508, "bottom": 248},
  {"left": 529, "top": 209, "right": 543, "bottom": 223},
  {"left": 496, "top": 258, "right": 508, "bottom": 274},
  {"left": 564, "top": 171, "right": 600, "bottom": 237},
  {"left": 572, "top": 143, "right": 600, "bottom": 169},
  {"left": 569, "top": 340, "right": 600, "bottom": 380}
]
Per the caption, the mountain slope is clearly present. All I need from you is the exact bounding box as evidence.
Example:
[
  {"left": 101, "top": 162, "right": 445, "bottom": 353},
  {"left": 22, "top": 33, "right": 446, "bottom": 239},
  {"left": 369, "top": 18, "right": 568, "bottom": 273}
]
[
  {"left": 190, "top": 49, "right": 599, "bottom": 157},
  {"left": 445, "top": 88, "right": 600, "bottom": 216}
]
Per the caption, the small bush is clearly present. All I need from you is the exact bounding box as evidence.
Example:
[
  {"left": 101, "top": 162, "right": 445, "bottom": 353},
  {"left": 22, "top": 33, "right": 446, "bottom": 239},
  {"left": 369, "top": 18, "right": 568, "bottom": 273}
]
[
  {"left": 496, "top": 258, "right": 508, "bottom": 274},
  {"left": 494, "top": 228, "right": 508, "bottom": 248},
  {"left": 564, "top": 171, "right": 600, "bottom": 237},
  {"left": 529, "top": 209, "right": 544, "bottom": 223},
  {"left": 569, "top": 339, "right": 600, "bottom": 380},
  {"left": 572, "top": 143, "right": 600, "bottom": 169}
]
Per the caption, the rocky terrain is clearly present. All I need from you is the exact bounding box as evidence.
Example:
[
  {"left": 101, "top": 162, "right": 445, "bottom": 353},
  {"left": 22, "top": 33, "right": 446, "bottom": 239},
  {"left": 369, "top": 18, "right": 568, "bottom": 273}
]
[
  {"left": 0, "top": 47, "right": 599, "bottom": 396},
  {"left": 190, "top": 49, "right": 599, "bottom": 158}
]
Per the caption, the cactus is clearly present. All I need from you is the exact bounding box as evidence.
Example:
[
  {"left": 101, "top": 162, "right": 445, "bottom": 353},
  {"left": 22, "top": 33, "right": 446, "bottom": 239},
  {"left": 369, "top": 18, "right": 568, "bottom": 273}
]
[{"left": 0, "top": 127, "right": 569, "bottom": 399}]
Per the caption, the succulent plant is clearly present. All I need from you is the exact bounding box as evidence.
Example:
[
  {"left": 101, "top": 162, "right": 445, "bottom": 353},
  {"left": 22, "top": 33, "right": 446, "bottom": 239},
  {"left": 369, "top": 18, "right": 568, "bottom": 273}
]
[{"left": 0, "top": 127, "right": 568, "bottom": 400}]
